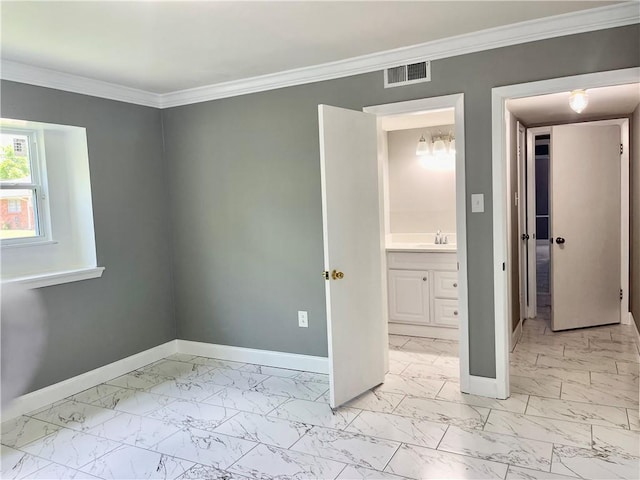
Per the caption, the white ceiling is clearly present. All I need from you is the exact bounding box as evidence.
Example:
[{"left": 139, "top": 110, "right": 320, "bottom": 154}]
[
  {"left": 0, "top": 1, "right": 621, "bottom": 94},
  {"left": 507, "top": 83, "right": 640, "bottom": 125},
  {"left": 381, "top": 109, "right": 455, "bottom": 131}
]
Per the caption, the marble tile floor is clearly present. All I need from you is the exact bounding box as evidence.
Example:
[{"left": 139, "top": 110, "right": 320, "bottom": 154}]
[{"left": 1, "top": 322, "right": 638, "bottom": 480}]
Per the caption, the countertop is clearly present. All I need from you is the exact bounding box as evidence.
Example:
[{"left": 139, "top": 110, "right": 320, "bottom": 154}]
[{"left": 386, "top": 243, "right": 457, "bottom": 253}]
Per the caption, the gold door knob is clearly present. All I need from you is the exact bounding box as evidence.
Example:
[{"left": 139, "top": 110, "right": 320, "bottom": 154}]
[{"left": 332, "top": 269, "right": 345, "bottom": 280}]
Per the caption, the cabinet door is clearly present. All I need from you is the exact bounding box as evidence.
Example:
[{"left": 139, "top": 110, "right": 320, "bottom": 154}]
[
  {"left": 388, "top": 269, "right": 430, "bottom": 325},
  {"left": 433, "top": 299, "right": 459, "bottom": 327},
  {"left": 433, "top": 271, "right": 459, "bottom": 299}
]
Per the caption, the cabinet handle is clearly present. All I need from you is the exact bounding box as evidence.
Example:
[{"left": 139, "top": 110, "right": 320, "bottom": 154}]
[
  {"left": 422, "top": 277, "right": 427, "bottom": 282},
  {"left": 453, "top": 283, "right": 458, "bottom": 288},
  {"left": 453, "top": 310, "right": 458, "bottom": 316}
]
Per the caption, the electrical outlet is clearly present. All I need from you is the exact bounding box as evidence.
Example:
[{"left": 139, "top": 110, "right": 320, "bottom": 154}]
[{"left": 298, "top": 311, "right": 308, "bottom": 328}]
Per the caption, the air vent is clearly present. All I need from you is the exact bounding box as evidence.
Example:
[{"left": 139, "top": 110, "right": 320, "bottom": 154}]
[{"left": 384, "top": 61, "right": 431, "bottom": 88}]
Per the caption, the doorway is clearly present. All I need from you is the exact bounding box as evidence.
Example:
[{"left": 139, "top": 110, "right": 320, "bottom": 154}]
[
  {"left": 492, "top": 68, "right": 640, "bottom": 398},
  {"left": 319, "top": 94, "right": 473, "bottom": 408},
  {"left": 366, "top": 95, "right": 470, "bottom": 396}
]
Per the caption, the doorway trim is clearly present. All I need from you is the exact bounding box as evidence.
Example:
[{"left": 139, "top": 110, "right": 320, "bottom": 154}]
[
  {"left": 363, "top": 94, "right": 475, "bottom": 395},
  {"left": 492, "top": 67, "right": 639, "bottom": 398}
]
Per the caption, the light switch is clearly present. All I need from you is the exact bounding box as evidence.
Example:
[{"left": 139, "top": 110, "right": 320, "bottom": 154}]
[{"left": 471, "top": 194, "right": 484, "bottom": 213}]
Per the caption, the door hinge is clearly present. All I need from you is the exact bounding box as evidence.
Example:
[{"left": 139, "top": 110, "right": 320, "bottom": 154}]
[
  {"left": 620, "top": 288, "right": 623, "bottom": 300},
  {"left": 502, "top": 262, "right": 506, "bottom": 271},
  {"left": 620, "top": 143, "right": 623, "bottom": 155}
]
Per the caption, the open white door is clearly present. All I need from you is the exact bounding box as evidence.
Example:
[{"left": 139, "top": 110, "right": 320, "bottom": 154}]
[
  {"left": 318, "top": 104, "right": 386, "bottom": 408},
  {"left": 550, "top": 123, "right": 621, "bottom": 330},
  {"left": 516, "top": 122, "right": 528, "bottom": 321},
  {"left": 525, "top": 129, "right": 538, "bottom": 318}
]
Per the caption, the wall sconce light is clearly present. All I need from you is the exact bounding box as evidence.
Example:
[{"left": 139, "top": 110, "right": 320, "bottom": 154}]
[
  {"left": 569, "top": 89, "right": 588, "bottom": 113},
  {"left": 416, "top": 131, "right": 455, "bottom": 158},
  {"left": 416, "top": 135, "right": 430, "bottom": 155}
]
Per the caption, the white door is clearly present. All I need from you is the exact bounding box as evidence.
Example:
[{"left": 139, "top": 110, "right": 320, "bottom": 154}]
[
  {"left": 388, "top": 269, "right": 430, "bottom": 324},
  {"left": 550, "top": 124, "right": 621, "bottom": 331},
  {"left": 524, "top": 129, "right": 538, "bottom": 319},
  {"left": 516, "top": 123, "right": 529, "bottom": 320},
  {"left": 318, "top": 104, "right": 386, "bottom": 408}
]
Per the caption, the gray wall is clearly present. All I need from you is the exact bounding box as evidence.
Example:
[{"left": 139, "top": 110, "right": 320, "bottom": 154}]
[
  {"left": 1, "top": 81, "right": 176, "bottom": 392},
  {"left": 632, "top": 104, "right": 640, "bottom": 330},
  {"left": 163, "top": 25, "right": 640, "bottom": 377}
]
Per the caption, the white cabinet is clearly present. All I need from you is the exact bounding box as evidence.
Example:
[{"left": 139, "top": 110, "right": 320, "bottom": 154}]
[
  {"left": 388, "top": 269, "right": 430, "bottom": 325},
  {"left": 387, "top": 251, "right": 458, "bottom": 339}
]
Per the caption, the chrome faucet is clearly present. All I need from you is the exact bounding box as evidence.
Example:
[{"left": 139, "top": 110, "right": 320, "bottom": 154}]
[{"left": 435, "top": 230, "right": 448, "bottom": 245}]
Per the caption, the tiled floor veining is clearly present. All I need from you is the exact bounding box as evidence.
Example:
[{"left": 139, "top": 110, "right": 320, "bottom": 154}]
[{"left": 2, "top": 315, "right": 638, "bottom": 479}]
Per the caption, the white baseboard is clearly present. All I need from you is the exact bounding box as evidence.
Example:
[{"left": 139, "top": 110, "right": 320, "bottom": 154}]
[
  {"left": 511, "top": 319, "right": 523, "bottom": 352},
  {"left": 388, "top": 322, "right": 458, "bottom": 341},
  {"left": 176, "top": 340, "right": 329, "bottom": 374},
  {"left": 631, "top": 313, "right": 640, "bottom": 344},
  {"left": 1, "top": 340, "right": 177, "bottom": 421},
  {"left": 622, "top": 311, "right": 632, "bottom": 325},
  {"left": 463, "top": 375, "right": 502, "bottom": 399}
]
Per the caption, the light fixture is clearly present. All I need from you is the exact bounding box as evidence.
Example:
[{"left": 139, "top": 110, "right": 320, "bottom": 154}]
[
  {"left": 432, "top": 137, "right": 447, "bottom": 156},
  {"left": 417, "top": 129, "right": 456, "bottom": 169},
  {"left": 416, "top": 135, "right": 430, "bottom": 155},
  {"left": 569, "top": 89, "right": 588, "bottom": 113}
]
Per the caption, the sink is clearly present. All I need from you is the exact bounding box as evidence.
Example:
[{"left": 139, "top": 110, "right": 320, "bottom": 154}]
[{"left": 416, "top": 243, "right": 455, "bottom": 248}]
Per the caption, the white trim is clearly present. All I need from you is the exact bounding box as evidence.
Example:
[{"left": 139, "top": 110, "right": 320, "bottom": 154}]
[
  {"left": 511, "top": 319, "right": 523, "bottom": 352},
  {"left": 630, "top": 313, "right": 639, "bottom": 340},
  {"left": 363, "top": 94, "right": 473, "bottom": 396},
  {"left": 176, "top": 340, "right": 329, "bottom": 375},
  {"left": 623, "top": 311, "right": 633, "bottom": 326},
  {"left": 388, "top": 322, "right": 459, "bottom": 341},
  {"left": 491, "top": 67, "right": 640, "bottom": 401},
  {"left": 1, "top": 3, "right": 637, "bottom": 108},
  {"left": 3, "top": 267, "right": 105, "bottom": 289},
  {"left": 1, "top": 340, "right": 177, "bottom": 421},
  {"left": 0, "top": 60, "right": 161, "bottom": 108},
  {"left": 463, "top": 375, "right": 502, "bottom": 399}
]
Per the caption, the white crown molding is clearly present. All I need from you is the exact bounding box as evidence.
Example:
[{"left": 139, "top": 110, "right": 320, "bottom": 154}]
[
  {"left": 158, "top": 2, "right": 640, "bottom": 108},
  {"left": 1, "top": 2, "right": 638, "bottom": 109},
  {"left": 0, "top": 60, "right": 161, "bottom": 108}
]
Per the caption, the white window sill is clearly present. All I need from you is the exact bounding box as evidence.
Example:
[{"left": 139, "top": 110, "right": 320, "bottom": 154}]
[{"left": 2, "top": 267, "right": 105, "bottom": 289}]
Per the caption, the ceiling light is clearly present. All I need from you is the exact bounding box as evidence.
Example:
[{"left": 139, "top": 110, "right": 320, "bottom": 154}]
[
  {"left": 569, "top": 89, "right": 588, "bottom": 113},
  {"left": 416, "top": 135, "right": 430, "bottom": 155}
]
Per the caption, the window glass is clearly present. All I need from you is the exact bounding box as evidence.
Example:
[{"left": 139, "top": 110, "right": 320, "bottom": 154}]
[
  {"left": 1, "top": 133, "right": 32, "bottom": 183},
  {"left": 1, "top": 190, "right": 38, "bottom": 239}
]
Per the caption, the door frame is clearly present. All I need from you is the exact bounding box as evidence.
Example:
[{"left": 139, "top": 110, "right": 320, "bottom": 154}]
[
  {"left": 363, "top": 94, "right": 474, "bottom": 395},
  {"left": 523, "top": 126, "right": 552, "bottom": 320},
  {"left": 518, "top": 122, "right": 542, "bottom": 321},
  {"left": 492, "top": 67, "right": 638, "bottom": 398}
]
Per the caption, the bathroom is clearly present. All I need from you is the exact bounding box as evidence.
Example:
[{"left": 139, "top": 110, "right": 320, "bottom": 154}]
[{"left": 381, "top": 109, "right": 460, "bottom": 343}]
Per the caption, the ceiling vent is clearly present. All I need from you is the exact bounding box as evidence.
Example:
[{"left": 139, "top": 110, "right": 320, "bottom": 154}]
[{"left": 384, "top": 61, "right": 431, "bottom": 88}]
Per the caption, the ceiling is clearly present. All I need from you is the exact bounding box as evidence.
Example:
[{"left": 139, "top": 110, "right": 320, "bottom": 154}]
[
  {"left": 507, "top": 83, "right": 640, "bottom": 125},
  {"left": 0, "top": 1, "right": 621, "bottom": 94},
  {"left": 381, "top": 109, "right": 454, "bottom": 131}
]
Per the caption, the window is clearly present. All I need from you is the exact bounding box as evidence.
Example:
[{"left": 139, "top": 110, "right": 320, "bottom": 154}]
[
  {"left": 0, "top": 130, "right": 48, "bottom": 244},
  {"left": 1, "top": 118, "right": 103, "bottom": 288},
  {"left": 7, "top": 199, "right": 21, "bottom": 213}
]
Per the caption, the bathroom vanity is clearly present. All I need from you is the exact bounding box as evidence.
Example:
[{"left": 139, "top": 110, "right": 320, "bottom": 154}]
[{"left": 386, "top": 242, "right": 458, "bottom": 340}]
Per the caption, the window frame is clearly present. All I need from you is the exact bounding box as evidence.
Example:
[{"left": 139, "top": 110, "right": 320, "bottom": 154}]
[{"left": 0, "top": 128, "right": 51, "bottom": 247}]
